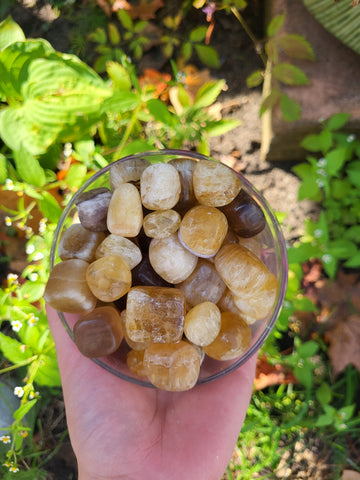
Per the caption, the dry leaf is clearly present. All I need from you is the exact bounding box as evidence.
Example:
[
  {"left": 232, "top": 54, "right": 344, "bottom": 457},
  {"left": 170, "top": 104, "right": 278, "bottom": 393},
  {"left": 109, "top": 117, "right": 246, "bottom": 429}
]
[
  {"left": 326, "top": 314, "right": 360, "bottom": 375},
  {"left": 254, "top": 355, "right": 297, "bottom": 390},
  {"left": 125, "top": 0, "right": 164, "bottom": 19},
  {"left": 341, "top": 470, "right": 360, "bottom": 480}
]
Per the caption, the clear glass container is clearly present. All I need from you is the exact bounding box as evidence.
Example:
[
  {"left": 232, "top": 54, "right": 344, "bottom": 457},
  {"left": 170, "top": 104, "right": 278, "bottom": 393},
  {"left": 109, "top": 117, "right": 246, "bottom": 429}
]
[{"left": 49, "top": 150, "right": 288, "bottom": 388}]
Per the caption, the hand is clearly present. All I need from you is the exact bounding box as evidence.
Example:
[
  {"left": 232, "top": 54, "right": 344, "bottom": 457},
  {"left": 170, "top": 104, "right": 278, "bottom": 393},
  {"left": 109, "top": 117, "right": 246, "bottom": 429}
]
[{"left": 46, "top": 305, "right": 257, "bottom": 480}]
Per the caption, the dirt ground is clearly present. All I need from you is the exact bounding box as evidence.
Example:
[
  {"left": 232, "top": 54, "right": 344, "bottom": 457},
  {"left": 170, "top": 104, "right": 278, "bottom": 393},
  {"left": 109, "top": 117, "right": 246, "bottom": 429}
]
[{"left": 2, "top": 2, "right": 324, "bottom": 479}]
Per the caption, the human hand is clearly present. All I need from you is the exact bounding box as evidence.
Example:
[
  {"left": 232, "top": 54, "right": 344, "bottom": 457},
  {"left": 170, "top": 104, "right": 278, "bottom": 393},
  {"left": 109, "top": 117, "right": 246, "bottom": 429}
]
[{"left": 46, "top": 305, "right": 257, "bottom": 480}]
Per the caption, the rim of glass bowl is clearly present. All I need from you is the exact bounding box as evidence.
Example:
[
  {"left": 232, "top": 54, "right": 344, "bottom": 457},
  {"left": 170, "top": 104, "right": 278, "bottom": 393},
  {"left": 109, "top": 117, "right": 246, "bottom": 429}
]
[{"left": 49, "top": 149, "right": 288, "bottom": 388}]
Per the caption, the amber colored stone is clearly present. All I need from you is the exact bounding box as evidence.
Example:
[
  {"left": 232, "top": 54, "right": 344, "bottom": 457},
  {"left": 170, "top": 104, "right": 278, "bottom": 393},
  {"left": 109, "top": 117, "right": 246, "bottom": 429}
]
[
  {"left": 203, "top": 311, "right": 251, "bottom": 361},
  {"left": 220, "top": 189, "right": 266, "bottom": 238},
  {"left": 73, "top": 306, "right": 123, "bottom": 358},
  {"left": 179, "top": 205, "right": 228, "bottom": 258},
  {"left": 86, "top": 255, "right": 131, "bottom": 302},
  {"left": 59, "top": 223, "right": 106, "bottom": 263},
  {"left": 237, "top": 235, "right": 261, "bottom": 258},
  {"left": 107, "top": 183, "right": 143, "bottom": 237},
  {"left": 131, "top": 255, "right": 173, "bottom": 288},
  {"left": 125, "top": 286, "right": 185, "bottom": 343},
  {"left": 149, "top": 233, "right": 198, "bottom": 284},
  {"left": 184, "top": 301, "right": 221, "bottom": 347},
  {"left": 120, "top": 310, "right": 151, "bottom": 351},
  {"left": 217, "top": 288, "right": 242, "bottom": 317},
  {"left": 110, "top": 157, "right": 150, "bottom": 190},
  {"left": 214, "top": 243, "right": 271, "bottom": 296},
  {"left": 169, "top": 157, "right": 197, "bottom": 212},
  {"left": 233, "top": 273, "right": 278, "bottom": 322},
  {"left": 44, "top": 259, "right": 97, "bottom": 314},
  {"left": 193, "top": 160, "right": 242, "bottom": 207},
  {"left": 143, "top": 341, "right": 200, "bottom": 391},
  {"left": 176, "top": 259, "right": 226, "bottom": 307},
  {"left": 126, "top": 349, "right": 147, "bottom": 378},
  {"left": 95, "top": 234, "right": 142, "bottom": 269},
  {"left": 75, "top": 187, "right": 112, "bottom": 232},
  {"left": 140, "top": 163, "right": 181, "bottom": 210},
  {"left": 143, "top": 209, "right": 181, "bottom": 239}
]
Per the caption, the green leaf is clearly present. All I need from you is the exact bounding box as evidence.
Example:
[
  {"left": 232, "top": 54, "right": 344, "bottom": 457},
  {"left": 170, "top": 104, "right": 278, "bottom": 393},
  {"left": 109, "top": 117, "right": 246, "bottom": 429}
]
[
  {"left": 347, "top": 160, "right": 360, "bottom": 187},
  {"left": 280, "top": 94, "right": 301, "bottom": 121},
  {"left": 337, "top": 404, "right": 355, "bottom": 422},
  {"left": 176, "top": 84, "right": 191, "bottom": 108},
  {"left": 297, "top": 340, "right": 319, "bottom": 358},
  {"left": 322, "top": 255, "right": 338, "bottom": 279},
  {"left": 0, "top": 153, "right": 8, "bottom": 183},
  {"left": 0, "top": 16, "right": 25, "bottom": 51},
  {"left": 325, "top": 147, "right": 348, "bottom": 176},
  {"left": 108, "top": 23, "right": 120, "bottom": 45},
  {"left": 287, "top": 243, "right": 322, "bottom": 263},
  {"left": 0, "top": 332, "right": 34, "bottom": 364},
  {"left": 331, "top": 178, "right": 352, "bottom": 199},
  {"left": 273, "top": 63, "right": 308, "bottom": 85},
  {"left": 246, "top": 70, "right": 264, "bottom": 88},
  {"left": 180, "top": 41, "right": 192, "bottom": 62},
  {"left": 65, "top": 163, "right": 87, "bottom": 190},
  {"left": 328, "top": 239, "right": 358, "bottom": 260},
  {"left": 102, "top": 91, "right": 140, "bottom": 114},
  {"left": 117, "top": 9, "right": 133, "bottom": 31},
  {"left": 259, "top": 89, "right": 281, "bottom": 116},
  {"left": 267, "top": 13, "right": 285, "bottom": 37},
  {"left": 19, "top": 281, "right": 46, "bottom": 303},
  {"left": 35, "top": 353, "right": 61, "bottom": 387},
  {"left": 344, "top": 252, "right": 360, "bottom": 268},
  {"left": 297, "top": 172, "right": 321, "bottom": 201},
  {"left": 344, "top": 225, "right": 360, "bottom": 242},
  {"left": 88, "top": 27, "right": 107, "bottom": 45},
  {"left": 204, "top": 119, "right": 241, "bottom": 137},
  {"left": 315, "top": 413, "right": 333, "bottom": 427},
  {"left": 106, "top": 62, "right": 131, "bottom": 90},
  {"left": 189, "top": 26, "right": 207, "bottom": 43},
  {"left": 147, "top": 98, "right": 174, "bottom": 126},
  {"left": 193, "top": 80, "right": 225, "bottom": 108},
  {"left": 293, "top": 295, "right": 317, "bottom": 312},
  {"left": 275, "top": 34, "right": 315, "bottom": 60},
  {"left": 316, "top": 382, "right": 332, "bottom": 406},
  {"left": 294, "top": 364, "right": 313, "bottom": 389},
  {"left": 13, "top": 399, "right": 37, "bottom": 421},
  {"left": 301, "top": 134, "right": 322, "bottom": 152},
  {"left": 194, "top": 44, "right": 220, "bottom": 68},
  {"left": 13, "top": 149, "right": 46, "bottom": 187},
  {"left": 326, "top": 112, "right": 351, "bottom": 131}
]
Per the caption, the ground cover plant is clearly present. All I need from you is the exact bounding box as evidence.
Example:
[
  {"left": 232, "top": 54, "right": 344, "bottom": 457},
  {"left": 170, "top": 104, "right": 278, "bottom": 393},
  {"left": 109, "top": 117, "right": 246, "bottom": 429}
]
[{"left": 0, "top": 1, "right": 359, "bottom": 478}]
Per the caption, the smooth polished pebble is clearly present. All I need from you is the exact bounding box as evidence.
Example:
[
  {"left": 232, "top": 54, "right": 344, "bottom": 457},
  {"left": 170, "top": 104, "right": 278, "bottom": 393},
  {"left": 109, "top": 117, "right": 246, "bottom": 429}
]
[
  {"left": 131, "top": 255, "right": 173, "bottom": 288},
  {"left": 86, "top": 254, "right": 132, "bottom": 302},
  {"left": 107, "top": 183, "right": 143, "bottom": 237},
  {"left": 179, "top": 205, "right": 228, "bottom": 257},
  {"left": 193, "top": 159, "right": 242, "bottom": 207},
  {"left": 184, "top": 301, "right": 221, "bottom": 347},
  {"left": 169, "top": 157, "right": 197, "bottom": 212},
  {"left": 58, "top": 223, "right": 106, "bottom": 263},
  {"left": 126, "top": 349, "right": 147, "bottom": 378},
  {"left": 143, "top": 341, "right": 200, "bottom": 391},
  {"left": 140, "top": 163, "right": 181, "bottom": 210},
  {"left": 73, "top": 306, "right": 123, "bottom": 358},
  {"left": 120, "top": 310, "right": 151, "bottom": 351},
  {"left": 125, "top": 286, "right": 185, "bottom": 344},
  {"left": 75, "top": 187, "right": 112, "bottom": 232},
  {"left": 44, "top": 259, "right": 97, "bottom": 314},
  {"left": 95, "top": 234, "right": 142, "bottom": 269},
  {"left": 110, "top": 157, "right": 150, "bottom": 190},
  {"left": 143, "top": 209, "right": 181, "bottom": 239},
  {"left": 203, "top": 311, "right": 251, "bottom": 361},
  {"left": 149, "top": 233, "right": 198, "bottom": 284}
]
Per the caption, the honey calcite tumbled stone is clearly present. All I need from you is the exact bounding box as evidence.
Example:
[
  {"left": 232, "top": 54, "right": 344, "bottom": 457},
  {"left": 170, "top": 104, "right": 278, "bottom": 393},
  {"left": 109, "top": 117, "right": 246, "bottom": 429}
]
[
  {"left": 126, "top": 286, "right": 185, "bottom": 344},
  {"left": 75, "top": 187, "right": 112, "bottom": 232},
  {"left": 179, "top": 205, "right": 228, "bottom": 257},
  {"left": 143, "top": 341, "right": 200, "bottom": 391},
  {"left": 44, "top": 259, "right": 97, "bottom": 314},
  {"left": 193, "top": 159, "right": 242, "bottom": 207},
  {"left": 169, "top": 157, "right": 197, "bottom": 212},
  {"left": 110, "top": 157, "right": 150, "bottom": 190},
  {"left": 73, "top": 306, "right": 123, "bottom": 358},
  {"left": 140, "top": 163, "right": 181, "bottom": 210},
  {"left": 86, "top": 254, "right": 131, "bottom": 302},
  {"left": 215, "top": 243, "right": 272, "bottom": 297},
  {"left": 126, "top": 349, "right": 147, "bottom": 378},
  {"left": 203, "top": 311, "right": 251, "bottom": 361},
  {"left": 95, "top": 234, "right": 142, "bottom": 269},
  {"left": 149, "top": 233, "right": 198, "bottom": 284},
  {"left": 143, "top": 209, "right": 181, "bottom": 239},
  {"left": 121, "top": 310, "right": 151, "bottom": 351},
  {"left": 176, "top": 258, "right": 226, "bottom": 307},
  {"left": 58, "top": 223, "right": 106, "bottom": 263},
  {"left": 184, "top": 301, "right": 221, "bottom": 347},
  {"left": 107, "top": 183, "right": 143, "bottom": 237}
]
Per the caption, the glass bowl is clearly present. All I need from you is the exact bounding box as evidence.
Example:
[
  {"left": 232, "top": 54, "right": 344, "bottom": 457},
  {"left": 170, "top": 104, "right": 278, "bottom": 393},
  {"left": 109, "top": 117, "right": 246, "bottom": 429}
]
[{"left": 49, "top": 149, "right": 288, "bottom": 388}]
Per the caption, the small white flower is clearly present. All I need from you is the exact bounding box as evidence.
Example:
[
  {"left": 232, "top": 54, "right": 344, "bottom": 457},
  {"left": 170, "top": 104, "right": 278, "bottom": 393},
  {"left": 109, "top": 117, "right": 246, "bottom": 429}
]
[
  {"left": 16, "top": 221, "right": 25, "bottom": 231},
  {"left": 29, "top": 391, "right": 39, "bottom": 399},
  {"left": 63, "top": 142, "right": 73, "bottom": 158},
  {"left": 14, "top": 386, "right": 24, "bottom": 398},
  {"left": 347, "top": 134, "right": 356, "bottom": 143},
  {"left": 32, "top": 252, "right": 44, "bottom": 261},
  {"left": 0, "top": 435, "right": 11, "bottom": 444},
  {"left": 29, "top": 273, "right": 39, "bottom": 282},
  {"left": 11, "top": 320, "right": 23, "bottom": 332},
  {"left": 316, "top": 179, "right": 325, "bottom": 187},
  {"left": 5, "top": 179, "right": 14, "bottom": 190},
  {"left": 7, "top": 273, "right": 18, "bottom": 285},
  {"left": 28, "top": 314, "right": 39, "bottom": 326},
  {"left": 26, "top": 244, "right": 35, "bottom": 255},
  {"left": 314, "top": 229, "right": 323, "bottom": 238},
  {"left": 322, "top": 254, "right": 333, "bottom": 264},
  {"left": 316, "top": 168, "right": 327, "bottom": 177},
  {"left": 5, "top": 216, "right": 12, "bottom": 226},
  {"left": 339, "top": 423, "right": 347, "bottom": 430},
  {"left": 25, "top": 227, "right": 33, "bottom": 239},
  {"left": 317, "top": 157, "right": 327, "bottom": 167},
  {"left": 9, "top": 466, "right": 19, "bottom": 473}
]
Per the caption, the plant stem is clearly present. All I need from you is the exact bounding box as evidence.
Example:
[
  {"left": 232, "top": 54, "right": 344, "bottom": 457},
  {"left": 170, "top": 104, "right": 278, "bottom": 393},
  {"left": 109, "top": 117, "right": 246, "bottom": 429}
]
[
  {"left": 116, "top": 102, "right": 142, "bottom": 154},
  {"left": 0, "top": 355, "right": 38, "bottom": 374}
]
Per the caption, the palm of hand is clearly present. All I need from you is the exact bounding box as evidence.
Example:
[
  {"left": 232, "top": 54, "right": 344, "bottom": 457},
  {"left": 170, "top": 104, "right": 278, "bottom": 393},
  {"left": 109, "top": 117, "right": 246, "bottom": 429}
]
[{"left": 47, "top": 307, "right": 256, "bottom": 480}]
